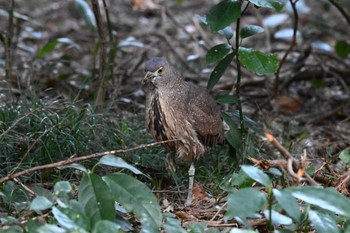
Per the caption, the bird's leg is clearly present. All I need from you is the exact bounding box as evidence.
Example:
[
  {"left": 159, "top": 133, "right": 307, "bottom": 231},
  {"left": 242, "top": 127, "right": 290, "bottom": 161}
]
[
  {"left": 166, "top": 152, "right": 176, "bottom": 173},
  {"left": 185, "top": 162, "right": 195, "bottom": 206}
]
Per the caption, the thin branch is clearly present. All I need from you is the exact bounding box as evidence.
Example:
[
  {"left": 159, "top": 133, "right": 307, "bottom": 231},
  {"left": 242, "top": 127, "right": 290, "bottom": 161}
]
[
  {"left": 328, "top": 0, "right": 350, "bottom": 26},
  {"left": 91, "top": 0, "right": 108, "bottom": 106},
  {"left": 0, "top": 140, "right": 178, "bottom": 184},
  {"left": 235, "top": 15, "right": 244, "bottom": 134},
  {"left": 274, "top": 0, "right": 299, "bottom": 95}
]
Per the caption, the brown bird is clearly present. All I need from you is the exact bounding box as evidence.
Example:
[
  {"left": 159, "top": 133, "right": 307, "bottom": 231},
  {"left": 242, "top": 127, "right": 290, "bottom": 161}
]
[{"left": 143, "top": 57, "right": 224, "bottom": 206}]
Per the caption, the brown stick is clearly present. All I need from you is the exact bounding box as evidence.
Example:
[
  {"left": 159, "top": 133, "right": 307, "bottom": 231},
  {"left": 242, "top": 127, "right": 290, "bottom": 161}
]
[{"left": 0, "top": 140, "right": 177, "bottom": 184}]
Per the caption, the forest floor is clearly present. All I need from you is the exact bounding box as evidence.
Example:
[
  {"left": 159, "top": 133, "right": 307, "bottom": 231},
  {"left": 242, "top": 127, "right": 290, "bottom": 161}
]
[{"left": 1, "top": 0, "right": 350, "bottom": 231}]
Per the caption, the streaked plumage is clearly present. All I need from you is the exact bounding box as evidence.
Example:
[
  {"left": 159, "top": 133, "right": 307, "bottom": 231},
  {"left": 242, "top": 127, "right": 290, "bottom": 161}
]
[{"left": 143, "top": 57, "right": 224, "bottom": 205}]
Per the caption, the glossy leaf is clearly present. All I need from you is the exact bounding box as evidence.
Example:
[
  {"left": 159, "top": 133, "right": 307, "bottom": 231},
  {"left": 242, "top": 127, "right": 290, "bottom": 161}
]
[
  {"left": 163, "top": 215, "right": 187, "bottom": 233},
  {"left": 103, "top": 173, "right": 162, "bottom": 233},
  {"left": 287, "top": 186, "right": 350, "bottom": 216},
  {"left": 219, "top": 26, "right": 234, "bottom": 41},
  {"left": 92, "top": 220, "right": 122, "bottom": 233},
  {"left": 54, "top": 181, "right": 72, "bottom": 196},
  {"left": 263, "top": 209, "right": 293, "bottom": 225},
  {"left": 230, "top": 230, "right": 257, "bottom": 233},
  {"left": 206, "top": 0, "right": 241, "bottom": 31},
  {"left": 31, "top": 186, "right": 54, "bottom": 202},
  {"left": 273, "top": 189, "right": 301, "bottom": 222},
  {"left": 308, "top": 210, "right": 339, "bottom": 233},
  {"left": 37, "top": 224, "right": 66, "bottom": 233},
  {"left": 241, "top": 165, "right": 272, "bottom": 187},
  {"left": 207, "top": 52, "right": 234, "bottom": 91},
  {"left": 78, "top": 173, "right": 115, "bottom": 225},
  {"left": 240, "top": 25, "right": 264, "bottom": 39},
  {"left": 226, "top": 188, "right": 267, "bottom": 219},
  {"left": 30, "top": 196, "right": 53, "bottom": 211},
  {"left": 215, "top": 94, "right": 238, "bottom": 104},
  {"left": 59, "top": 163, "right": 88, "bottom": 173},
  {"left": 248, "top": 0, "right": 287, "bottom": 12},
  {"left": 75, "top": 0, "right": 96, "bottom": 31},
  {"left": 335, "top": 40, "right": 350, "bottom": 58},
  {"left": 238, "top": 47, "right": 278, "bottom": 75},
  {"left": 206, "top": 44, "right": 232, "bottom": 64},
  {"left": 224, "top": 111, "right": 264, "bottom": 136},
  {"left": 99, "top": 155, "right": 145, "bottom": 176},
  {"left": 221, "top": 112, "right": 241, "bottom": 150},
  {"left": 52, "top": 206, "right": 90, "bottom": 231}
]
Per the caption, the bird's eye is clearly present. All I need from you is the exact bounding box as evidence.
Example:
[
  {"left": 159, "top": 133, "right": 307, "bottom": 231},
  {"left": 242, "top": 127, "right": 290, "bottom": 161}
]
[{"left": 157, "top": 67, "right": 164, "bottom": 75}]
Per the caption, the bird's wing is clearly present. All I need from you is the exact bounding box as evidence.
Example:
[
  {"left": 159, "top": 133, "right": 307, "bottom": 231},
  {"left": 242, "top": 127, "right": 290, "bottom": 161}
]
[{"left": 186, "top": 83, "right": 224, "bottom": 147}]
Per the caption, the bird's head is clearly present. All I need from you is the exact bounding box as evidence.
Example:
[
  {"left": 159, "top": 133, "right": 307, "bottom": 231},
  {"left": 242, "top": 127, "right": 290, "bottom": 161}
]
[{"left": 143, "top": 57, "right": 174, "bottom": 88}]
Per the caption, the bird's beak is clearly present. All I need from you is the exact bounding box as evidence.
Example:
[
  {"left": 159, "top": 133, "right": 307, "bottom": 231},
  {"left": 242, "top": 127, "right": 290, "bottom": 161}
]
[{"left": 143, "top": 71, "right": 155, "bottom": 85}]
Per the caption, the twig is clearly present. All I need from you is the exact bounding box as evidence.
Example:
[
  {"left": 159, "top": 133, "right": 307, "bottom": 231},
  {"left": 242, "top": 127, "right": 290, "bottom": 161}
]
[
  {"left": 274, "top": 0, "right": 299, "bottom": 95},
  {"left": 0, "top": 140, "right": 178, "bottom": 184},
  {"left": 328, "top": 0, "right": 350, "bottom": 26},
  {"left": 265, "top": 131, "right": 292, "bottom": 160},
  {"left": 208, "top": 202, "right": 227, "bottom": 223},
  {"left": 91, "top": 0, "right": 108, "bottom": 106},
  {"left": 265, "top": 131, "right": 318, "bottom": 185},
  {"left": 13, "top": 178, "right": 36, "bottom": 196},
  {"left": 235, "top": 14, "right": 245, "bottom": 134},
  {"left": 8, "top": 125, "right": 57, "bottom": 177},
  {"left": 165, "top": 7, "right": 209, "bottom": 50}
]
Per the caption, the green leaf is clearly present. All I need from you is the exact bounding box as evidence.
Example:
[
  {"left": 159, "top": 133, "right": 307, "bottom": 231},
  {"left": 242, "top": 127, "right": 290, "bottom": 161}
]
[
  {"left": 59, "top": 163, "right": 88, "bottom": 173},
  {"left": 215, "top": 94, "right": 238, "bottom": 104},
  {"left": 103, "top": 173, "right": 162, "bottom": 233},
  {"left": 240, "top": 25, "right": 264, "bottom": 39},
  {"left": 37, "top": 224, "right": 66, "bottom": 233},
  {"left": 36, "top": 40, "right": 59, "bottom": 58},
  {"left": 54, "top": 181, "right": 72, "bottom": 196},
  {"left": 207, "top": 52, "right": 234, "bottom": 91},
  {"left": 226, "top": 188, "right": 267, "bottom": 219},
  {"left": 248, "top": 0, "right": 287, "bottom": 12},
  {"left": 36, "top": 38, "right": 81, "bottom": 58},
  {"left": 163, "top": 215, "right": 187, "bottom": 233},
  {"left": 187, "top": 222, "right": 207, "bottom": 233},
  {"left": 206, "top": 0, "right": 241, "bottom": 31},
  {"left": 74, "top": 0, "right": 97, "bottom": 31},
  {"left": 287, "top": 186, "right": 350, "bottom": 216},
  {"left": 339, "top": 150, "right": 350, "bottom": 165},
  {"left": 99, "top": 155, "right": 146, "bottom": 176},
  {"left": 31, "top": 186, "right": 54, "bottom": 202},
  {"left": 206, "top": 44, "right": 232, "bottom": 64},
  {"left": 241, "top": 165, "right": 272, "bottom": 186},
  {"left": 52, "top": 206, "right": 91, "bottom": 231},
  {"left": 92, "top": 220, "right": 122, "bottom": 233},
  {"left": 221, "top": 112, "right": 241, "bottom": 150},
  {"left": 231, "top": 170, "right": 255, "bottom": 188},
  {"left": 78, "top": 173, "right": 115, "bottom": 225},
  {"left": 230, "top": 230, "right": 258, "bottom": 233},
  {"left": 308, "top": 210, "right": 339, "bottom": 233},
  {"left": 30, "top": 196, "right": 53, "bottom": 211},
  {"left": 224, "top": 111, "right": 264, "bottom": 136},
  {"left": 273, "top": 189, "right": 301, "bottom": 222},
  {"left": 219, "top": 26, "right": 234, "bottom": 41},
  {"left": 238, "top": 47, "right": 278, "bottom": 75},
  {"left": 263, "top": 209, "right": 293, "bottom": 225},
  {"left": 335, "top": 40, "right": 350, "bottom": 58}
]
